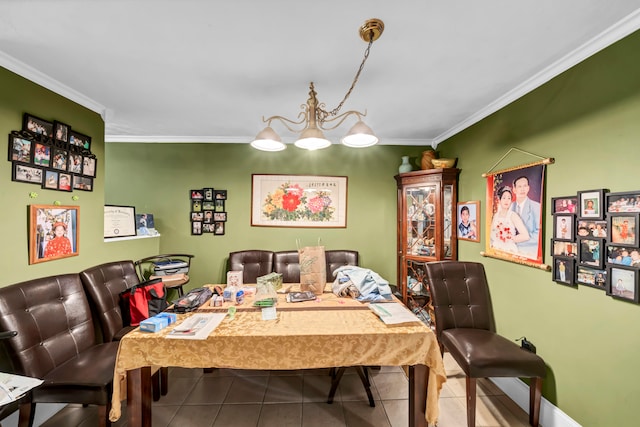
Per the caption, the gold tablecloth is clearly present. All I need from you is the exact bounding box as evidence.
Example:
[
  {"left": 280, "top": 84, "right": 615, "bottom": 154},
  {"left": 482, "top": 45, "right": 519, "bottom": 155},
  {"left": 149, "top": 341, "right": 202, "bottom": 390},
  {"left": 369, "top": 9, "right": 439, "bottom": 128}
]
[{"left": 110, "top": 307, "right": 446, "bottom": 424}]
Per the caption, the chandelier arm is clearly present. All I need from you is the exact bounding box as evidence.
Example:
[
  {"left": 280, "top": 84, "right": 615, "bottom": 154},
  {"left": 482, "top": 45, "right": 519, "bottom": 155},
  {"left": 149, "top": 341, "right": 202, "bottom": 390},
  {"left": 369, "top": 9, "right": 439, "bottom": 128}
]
[
  {"left": 263, "top": 114, "right": 307, "bottom": 134},
  {"left": 319, "top": 35, "right": 374, "bottom": 121},
  {"left": 318, "top": 110, "right": 366, "bottom": 131}
]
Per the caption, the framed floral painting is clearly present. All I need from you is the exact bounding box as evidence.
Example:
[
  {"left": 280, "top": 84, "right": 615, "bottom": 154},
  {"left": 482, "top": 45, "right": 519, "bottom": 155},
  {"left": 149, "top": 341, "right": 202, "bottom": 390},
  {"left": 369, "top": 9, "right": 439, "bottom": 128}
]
[{"left": 251, "top": 174, "right": 347, "bottom": 228}]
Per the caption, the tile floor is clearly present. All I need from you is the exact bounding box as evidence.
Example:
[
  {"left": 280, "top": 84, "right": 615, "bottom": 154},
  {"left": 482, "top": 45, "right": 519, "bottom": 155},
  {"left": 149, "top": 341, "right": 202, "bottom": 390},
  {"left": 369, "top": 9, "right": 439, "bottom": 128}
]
[{"left": 38, "top": 353, "right": 533, "bottom": 426}]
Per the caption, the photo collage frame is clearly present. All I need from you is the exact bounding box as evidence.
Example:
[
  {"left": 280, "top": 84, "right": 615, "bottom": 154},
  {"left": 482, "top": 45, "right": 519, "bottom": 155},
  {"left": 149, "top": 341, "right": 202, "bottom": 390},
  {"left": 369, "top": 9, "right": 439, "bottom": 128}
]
[
  {"left": 190, "top": 187, "right": 227, "bottom": 236},
  {"left": 8, "top": 113, "right": 96, "bottom": 192},
  {"left": 551, "top": 189, "right": 640, "bottom": 304}
]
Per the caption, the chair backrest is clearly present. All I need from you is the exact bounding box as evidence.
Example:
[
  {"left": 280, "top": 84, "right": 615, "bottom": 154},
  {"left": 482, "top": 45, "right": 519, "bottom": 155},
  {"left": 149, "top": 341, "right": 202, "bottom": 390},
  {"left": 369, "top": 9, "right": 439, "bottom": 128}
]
[
  {"left": 80, "top": 260, "right": 140, "bottom": 341},
  {"left": 0, "top": 274, "right": 97, "bottom": 378},
  {"left": 325, "top": 250, "right": 359, "bottom": 279},
  {"left": 273, "top": 250, "right": 300, "bottom": 283},
  {"left": 228, "top": 250, "right": 274, "bottom": 283},
  {"left": 423, "top": 261, "right": 496, "bottom": 338}
]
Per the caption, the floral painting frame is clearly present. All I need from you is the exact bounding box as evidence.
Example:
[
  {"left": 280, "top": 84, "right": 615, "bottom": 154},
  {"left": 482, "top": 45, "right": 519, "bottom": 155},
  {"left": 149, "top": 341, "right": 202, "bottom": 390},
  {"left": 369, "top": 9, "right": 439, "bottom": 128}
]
[
  {"left": 29, "top": 204, "right": 79, "bottom": 264},
  {"left": 251, "top": 174, "right": 347, "bottom": 228}
]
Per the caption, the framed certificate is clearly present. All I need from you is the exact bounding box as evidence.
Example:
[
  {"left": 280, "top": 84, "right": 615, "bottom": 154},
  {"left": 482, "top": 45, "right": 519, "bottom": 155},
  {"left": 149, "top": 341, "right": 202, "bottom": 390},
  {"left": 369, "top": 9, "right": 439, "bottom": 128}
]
[{"left": 104, "top": 205, "right": 136, "bottom": 238}]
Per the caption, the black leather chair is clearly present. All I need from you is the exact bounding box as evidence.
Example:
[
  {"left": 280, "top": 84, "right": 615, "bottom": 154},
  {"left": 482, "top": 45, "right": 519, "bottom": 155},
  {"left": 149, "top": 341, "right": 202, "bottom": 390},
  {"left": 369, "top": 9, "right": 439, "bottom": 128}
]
[
  {"left": 0, "top": 274, "right": 119, "bottom": 427},
  {"left": 80, "top": 260, "right": 168, "bottom": 401},
  {"left": 325, "top": 250, "right": 359, "bottom": 280},
  {"left": 228, "top": 250, "right": 274, "bottom": 283},
  {"left": 273, "top": 250, "right": 300, "bottom": 283},
  {"left": 423, "top": 261, "right": 546, "bottom": 427}
]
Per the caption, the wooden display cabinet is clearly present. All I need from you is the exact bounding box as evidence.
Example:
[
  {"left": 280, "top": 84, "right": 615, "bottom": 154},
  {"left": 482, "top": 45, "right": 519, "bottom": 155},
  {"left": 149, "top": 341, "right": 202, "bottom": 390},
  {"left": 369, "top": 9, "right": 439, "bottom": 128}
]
[{"left": 394, "top": 169, "right": 460, "bottom": 320}]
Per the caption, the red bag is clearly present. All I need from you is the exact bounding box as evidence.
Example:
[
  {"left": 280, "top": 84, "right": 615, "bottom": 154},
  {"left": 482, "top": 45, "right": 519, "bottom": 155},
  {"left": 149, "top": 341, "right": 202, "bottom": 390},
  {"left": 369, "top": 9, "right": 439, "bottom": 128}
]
[{"left": 120, "top": 278, "right": 168, "bottom": 326}]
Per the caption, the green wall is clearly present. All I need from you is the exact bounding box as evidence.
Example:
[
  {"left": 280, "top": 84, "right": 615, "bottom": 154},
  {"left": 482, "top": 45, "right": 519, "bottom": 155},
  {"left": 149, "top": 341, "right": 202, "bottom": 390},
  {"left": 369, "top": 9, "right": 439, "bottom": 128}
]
[
  {"left": 0, "top": 67, "right": 158, "bottom": 287},
  {"left": 105, "top": 143, "right": 426, "bottom": 288},
  {"left": 438, "top": 30, "right": 640, "bottom": 427}
]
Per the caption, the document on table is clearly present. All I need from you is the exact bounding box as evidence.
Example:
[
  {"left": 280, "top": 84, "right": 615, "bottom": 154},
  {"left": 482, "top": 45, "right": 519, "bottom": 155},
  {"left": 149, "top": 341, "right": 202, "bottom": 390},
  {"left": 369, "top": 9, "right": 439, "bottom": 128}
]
[
  {"left": 166, "top": 313, "right": 226, "bottom": 340},
  {"left": 369, "top": 302, "right": 422, "bottom": 325},
  {"left": 0, "top": 372, "right": 43, "bottom": 405}
]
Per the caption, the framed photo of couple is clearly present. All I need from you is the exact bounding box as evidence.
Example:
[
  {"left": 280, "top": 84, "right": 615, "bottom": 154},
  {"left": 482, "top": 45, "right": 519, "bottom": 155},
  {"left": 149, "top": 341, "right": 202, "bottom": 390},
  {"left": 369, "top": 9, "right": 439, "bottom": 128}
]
[{"left": 456, "top": 201, "right": 479, "bottom": 242}]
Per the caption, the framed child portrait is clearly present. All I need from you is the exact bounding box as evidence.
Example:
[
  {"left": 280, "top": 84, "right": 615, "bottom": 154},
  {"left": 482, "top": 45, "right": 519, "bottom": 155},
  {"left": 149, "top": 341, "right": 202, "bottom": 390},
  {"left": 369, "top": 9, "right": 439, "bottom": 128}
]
[
  {"left": 578, "top": 189, "right": 606, "bottom": 220},
  {"left": 29, "top": 204, "right": 79, "bottom": 264},
  {"left": 552, "top": 257, "right": 575, "bottom": 286},
  {"left": 553, "top": 214, "right": 574, "bottom": 241},
  {"left": 576, "top": 266, "right": 607, "bottom": 290},
  {"left": 607, "top": 265, "right": 639, "bottom": 303},
  {"left": 608, "top": 214, "right": 638, "bottom": 246},
  {"left": 457, "top": 201, "right": 480, "bottom": 242}
]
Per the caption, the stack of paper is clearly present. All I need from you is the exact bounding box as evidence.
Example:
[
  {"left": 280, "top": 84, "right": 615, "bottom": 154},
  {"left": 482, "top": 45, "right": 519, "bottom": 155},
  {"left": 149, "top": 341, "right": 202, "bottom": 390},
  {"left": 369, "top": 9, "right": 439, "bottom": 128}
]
[
  {"left": 368, "top": 302, "right": 421, "bottom": 325},
  {"left": 0, "top": 372, "right": 43, "bottom": 405},
  {"left": 166, "top": 313, "right": 226, "bottom": 340}
]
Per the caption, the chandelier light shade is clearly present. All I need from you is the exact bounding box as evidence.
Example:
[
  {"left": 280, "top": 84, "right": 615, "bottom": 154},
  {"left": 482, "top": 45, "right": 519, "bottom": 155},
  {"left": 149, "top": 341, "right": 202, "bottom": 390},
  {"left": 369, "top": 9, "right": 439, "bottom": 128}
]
[{"left": 251, "top": 18, "right": 384, "bottom": 151}]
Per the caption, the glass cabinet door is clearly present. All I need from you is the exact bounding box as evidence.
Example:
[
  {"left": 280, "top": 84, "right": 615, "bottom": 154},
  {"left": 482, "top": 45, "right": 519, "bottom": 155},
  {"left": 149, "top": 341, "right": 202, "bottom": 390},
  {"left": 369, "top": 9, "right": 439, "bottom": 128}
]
[
  {"left": 443, "top": 184, "right": 453, "bottom": 259},
  {"left": 405, "top": 184, "right": 438, "bottom": 258}
]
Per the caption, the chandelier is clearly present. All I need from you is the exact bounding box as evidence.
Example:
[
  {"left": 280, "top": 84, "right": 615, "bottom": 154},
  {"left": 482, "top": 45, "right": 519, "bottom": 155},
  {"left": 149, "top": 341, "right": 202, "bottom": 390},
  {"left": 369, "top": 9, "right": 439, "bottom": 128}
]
[{"left": 250, "top": 18, "right": 384, "bottom": 151}]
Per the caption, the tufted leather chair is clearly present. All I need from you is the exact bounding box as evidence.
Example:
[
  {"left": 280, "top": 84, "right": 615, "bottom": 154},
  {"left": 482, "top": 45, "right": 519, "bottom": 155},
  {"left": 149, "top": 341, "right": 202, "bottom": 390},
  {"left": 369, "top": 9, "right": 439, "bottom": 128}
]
[
  {"left": 80, "top": 261, "right": 167, "bottom": 401},
  {"left": 228, "top": 250, "right": 274, "bottom": 283},
  {"left": 0, "top": 274, "right": 119, "bottom": 427},
  {"left": 423, "top": 261, "right": 546, "bottom": 427},
  {"left": 325, "top": 250, "right": 359, "bottom": 280},
  {"left": 273, "top": 251, "right": 300, "bottom": 283}
]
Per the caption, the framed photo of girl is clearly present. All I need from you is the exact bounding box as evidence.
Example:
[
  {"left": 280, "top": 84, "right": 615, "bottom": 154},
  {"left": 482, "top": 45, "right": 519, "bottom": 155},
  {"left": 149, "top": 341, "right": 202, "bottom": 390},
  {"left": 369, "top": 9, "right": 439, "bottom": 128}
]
[
  {"left": 578, "top": 189, "right": 606, "bottom": 220},
  {"left": 608, "top": 213, "right": 639, "bottom": 246},
  {"left": 29, "top": 205, "right": 79, "bottom": 264},
  {"left": 552, "top": 256, "right": 575, "bottom": 286},
  {"left": 553, "top": 214, "right": 574, "bottom": 241},
  {"left": 607, "top": 265, "right": 639, "bottom": 303},
  {"left": 456, "top": 201, "right": 479, "bottom": 242}
]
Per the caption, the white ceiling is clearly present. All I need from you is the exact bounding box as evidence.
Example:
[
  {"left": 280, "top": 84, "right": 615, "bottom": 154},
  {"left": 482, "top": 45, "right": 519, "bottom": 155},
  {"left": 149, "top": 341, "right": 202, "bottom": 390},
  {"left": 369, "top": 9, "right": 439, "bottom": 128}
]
[{"left": 2, "top": 1, "right": 640, "bottom": 147}]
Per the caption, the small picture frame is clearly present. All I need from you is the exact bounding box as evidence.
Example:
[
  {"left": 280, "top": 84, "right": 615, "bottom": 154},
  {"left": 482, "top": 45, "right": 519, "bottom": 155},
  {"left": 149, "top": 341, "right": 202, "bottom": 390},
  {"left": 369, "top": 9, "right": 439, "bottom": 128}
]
[
  {"left": 213, "top": 221, "right": 225, "bottom": 235},
  {"left": 203, "top": 188, "right": 214, "bottom": 201},
  {"left": 23, "top": 113, "right": 53, "bottom": 137},
  {"left": 136, "top": 213, "right": 155, "bottom": 235},
  {"left": 202, "top": 201, "right": 215, "bottom": 211},
  {"left": 68, "top": 153, "right": 83, "bottom": 174},
  {"left": 215, "top": 190, "right": 227, "bottom": 200},
  {"left": 552, "top": 239, "right": 577, "bottom": 257},
  {"left": 203, "top": 210, "right": 214, "bottom": 223},
  {"left": 578, "top": 237, "right": 604, "bottom": 269},
  {"left": 51, "top": 148, "right": 68, "bottom": 171},
  {"left": 69, "top": 131, "right": 91, "bottom": 152},
  {"left": 29, "top": 204, "right": 79, "bottom": 264},
  {"left": 576, "top": 219, "right": 607, "bottom": 238},
  {"left": 73, "top": 175, "right": 93, "bottom": 191},
  {"left": 42, "top": 170, "right": 59, "bottom": 190},
  {"left": 578, "top": 189, "right": 606, "bottom": 220},
  {"left": 191, "top": 200, "right": 202, "bottom": 212},
  {"left": 33, "top": 143, "right": 51, "bottom": 167},
  {"left": 8, "top": 135, "right": 33, "bottom": 163},
  {"left": 608, "top": 213, "right": 638, "bottom": 246},
  {"left": 607, "top": 265, "right": 639, "bottom": 303},
  {"left": 12, "top": 163, "right": 42, "bottom": 185},
  {"left": 553, "top": 214, "right": 574, "bottom": 241},
  {"left": 551, "top": 196, "right": 578, "bottom": 214},
  {"left": 576, "top": 266, "right": 607, "bottom": 290},
  {"left": 82, "top": 155, "right": 97, "bottom": 177},
  {"left": 190, "top": 189, "right": 204, "bottom": 200},
  {"left": 191, "top": 212, "right": 203, "bottom": 222},
  {"left": 606, "top": 191, "right": 640, "bottom": 213},
  {"left": 552, "top": 256, "right": 575, "bottom": 286},
  {"left": 53, "top": 121, "right": 70, "bottom": 143},
  {"left": 214, "top": 212, "right": 227, "bottom": 222},
  {"left": 215, "top": 199, "right": 225, "bottom": 212},
  {"left": 457, "top": 201, "right": 480, "bottom": 242},
  {"left": 202, "top": 223, "right": 215, "bottom": 233},
  {"left": 191, "top": 221, "right": 203, "bottom": 235},
  {"left": 58, "top": 173, "right": 72, "bottom": 192},
  {"left": 606, "top": 245, "right": 640, "bottom": 266}
]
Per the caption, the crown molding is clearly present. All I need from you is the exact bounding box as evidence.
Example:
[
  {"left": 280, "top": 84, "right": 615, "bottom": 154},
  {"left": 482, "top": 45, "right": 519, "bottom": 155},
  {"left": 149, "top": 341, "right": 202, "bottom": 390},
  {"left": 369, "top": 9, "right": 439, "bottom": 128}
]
[
  {"left": 433, "top": 8, "right": 640, "bottom": 147},
  {"left": 0, "top": 51, "right": 107, "bottom": 120}
]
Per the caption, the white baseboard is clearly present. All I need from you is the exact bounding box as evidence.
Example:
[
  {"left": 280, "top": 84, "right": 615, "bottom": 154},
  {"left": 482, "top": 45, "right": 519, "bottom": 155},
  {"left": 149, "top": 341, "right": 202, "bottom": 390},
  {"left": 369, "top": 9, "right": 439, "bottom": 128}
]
[
  {"left": 2, "top": 403, "right": 65, "bottom": 427},
  {"left": 490, "top": 377, "right": 582, "bottom": 427}
]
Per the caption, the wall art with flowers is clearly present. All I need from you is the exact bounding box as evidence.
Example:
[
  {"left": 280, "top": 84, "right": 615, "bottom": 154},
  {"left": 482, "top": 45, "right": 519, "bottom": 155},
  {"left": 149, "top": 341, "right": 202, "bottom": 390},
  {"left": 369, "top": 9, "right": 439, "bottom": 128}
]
[{"left": 251, "top": 174, "right": 347, "bottom": 228}]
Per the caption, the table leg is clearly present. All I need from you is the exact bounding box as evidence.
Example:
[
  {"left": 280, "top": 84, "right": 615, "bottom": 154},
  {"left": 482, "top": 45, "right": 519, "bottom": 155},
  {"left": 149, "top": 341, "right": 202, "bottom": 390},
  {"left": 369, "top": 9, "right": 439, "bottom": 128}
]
[
  {"left": 408, "top": 365, "right": 428, "bottom": 427},
  {"left": 127, "top": 366, "right": 152, "bottom": 427}
]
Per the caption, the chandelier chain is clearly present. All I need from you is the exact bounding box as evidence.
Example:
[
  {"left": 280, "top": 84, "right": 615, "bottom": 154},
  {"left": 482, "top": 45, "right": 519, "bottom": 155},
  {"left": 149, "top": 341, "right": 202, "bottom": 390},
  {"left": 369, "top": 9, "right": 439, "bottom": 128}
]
[{"left": 318, "top": 33, "right": 374, "bottom": 122}]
